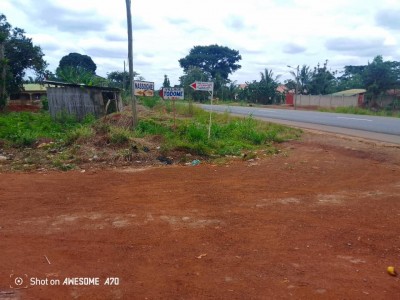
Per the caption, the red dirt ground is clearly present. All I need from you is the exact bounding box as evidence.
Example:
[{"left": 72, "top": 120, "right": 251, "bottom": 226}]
[
  {"left": 6, "top": 104, "right": 41, "bottom": 112},
  {"left": 1, "top": 133, "right": 399, "bottom": 299}
]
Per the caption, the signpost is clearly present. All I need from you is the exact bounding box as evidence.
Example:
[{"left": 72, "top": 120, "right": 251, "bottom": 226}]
[
  {"left": 190, "top": 81, "right": 214, "bottom": 138},
  {"left": 162, "top": 87, "right": 184, "bottom": 128},
  {"left": 162, "top": 87, "right": 184, "bottom": 100},
  {"left": 134, "top": 80, "right": 154, "bottom": 97}
]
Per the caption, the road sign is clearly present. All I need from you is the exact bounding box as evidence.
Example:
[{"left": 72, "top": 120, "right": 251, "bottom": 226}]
[
  {"left": 162, "top": 87, "right": 184, "bottom": 100},
  {"left": 190, "top": 81, "right": 214, "bottom": 91},
  {"left": 134, "top": 80, "right": 154, "bottom": 97}
]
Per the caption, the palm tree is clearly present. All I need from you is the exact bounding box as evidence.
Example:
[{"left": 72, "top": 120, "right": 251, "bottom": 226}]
[
  {"left": 298, "top": 65, "right": 312, "bottom": 94},
  {"left": 260, "top": 68, "right": 281, "bottom": 84},
  {"left": 227, "top": 80, "right": 240, "bottom": 100},
  {"left": 289, "top": 65, "right": 312, "bottom": 94}
]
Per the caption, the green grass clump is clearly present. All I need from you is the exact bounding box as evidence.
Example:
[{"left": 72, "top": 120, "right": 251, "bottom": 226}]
[
  {"left": 0, "top": 112, "right": 89, "bottom": 147},
  {"left": 140, "top": 96, "right": 161, "bottom": 109},
  {"left": 133, "top": 102, "right": 301, "bottom": 156},
  {"left": 66, "top": 126, "right": 94, "bottom": 145},
  {"left": 135, "top": 118, "right": 170, "bottom": 136},
  {"left": 108, "top": 127, "right": 132, "bottom": 145}
]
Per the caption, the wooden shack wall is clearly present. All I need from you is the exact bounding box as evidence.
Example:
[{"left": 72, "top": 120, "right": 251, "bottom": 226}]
[{"left": 47, "top": 87, "right": 105, "bottom": 120}]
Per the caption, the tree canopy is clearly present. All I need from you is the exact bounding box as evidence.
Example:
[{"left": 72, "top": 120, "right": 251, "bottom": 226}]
[
  {"left": 0, "top": 14, "right": 47, "bottom": 108},
  {"left": 361, "top": 56, "right": 399, "bottom": 99},
  {"left": 179, "top": 66, "right": 211, "bottom": 101},
  {"left": 57, "top": 52, "right": 97, "bottom": 74},
  {"left": 107, "top": 70, "right": 139, "bottom": 90},
  {"left": 238, "top": 69, "right": 281, "bottom": 104},
  {"left": 179, "top": 44, "right": 241, "bottom": 81},
  {"left": 162, "top": 74, "right": 171, "bottom": 88}
]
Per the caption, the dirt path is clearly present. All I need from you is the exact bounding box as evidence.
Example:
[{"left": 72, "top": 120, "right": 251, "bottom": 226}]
[{"left": 1, "top": 133, "right": 399, "bottom": 299}]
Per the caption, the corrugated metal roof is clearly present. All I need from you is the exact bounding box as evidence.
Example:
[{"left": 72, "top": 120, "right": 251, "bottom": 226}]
[
  {"left": 331, "top": 89, "right": 366, "bottom": 97},
  {"left": 22, "top": 84, "right": 47, "bottom": 92},
  {"left": 43, "top": 80, "right": 121, "bottom": 92}
]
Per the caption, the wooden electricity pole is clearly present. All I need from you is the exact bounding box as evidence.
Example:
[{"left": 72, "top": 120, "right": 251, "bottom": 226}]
[
  {"left": 0, "top": 41, "right": 7, "bottom": 110},
  {"left": 125, "top": 0, "right": 138, "bottom": 127}
]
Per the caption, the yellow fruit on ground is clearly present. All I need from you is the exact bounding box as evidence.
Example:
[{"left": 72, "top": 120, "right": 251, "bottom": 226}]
[{"left": 387, "top": 266, "right": 397, "bottom": 276}]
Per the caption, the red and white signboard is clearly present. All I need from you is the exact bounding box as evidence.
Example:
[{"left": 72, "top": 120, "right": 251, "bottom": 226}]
[
  {"left": 162, "top": 87, "right": 184, "bottom": 100},
  {"left": 189, "top": 81, "right": 214, "bottom": 91}
]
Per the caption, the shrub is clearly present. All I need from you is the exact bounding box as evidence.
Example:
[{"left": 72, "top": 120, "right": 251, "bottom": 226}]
[
  {"left": 66, "top": 126, "right": 94, "bottom": 145},
  {"left": 108, "top": 127, "right": 132, "bottom": 145}
]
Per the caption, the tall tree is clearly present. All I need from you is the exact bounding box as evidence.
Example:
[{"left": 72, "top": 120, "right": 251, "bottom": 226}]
[
  {"left": 162, "top": 74, "right": 171, "bottom": 88},
  {"left": 107, "top": 70, "right": 138, "bottom": 90},
  {"left": 56, "top": 66, "right": 106, "bottom": 86},
  {"left": 179, "top": 44, "right": 241, "bottom": 81},
  {"left": 226, "top": 80, "right": 239, "bottom": 100},
  {"left": 0, "top": 14, "right": 47, "bottom": 109},
  {"left": 240, "top": 68, "right": 280, "bottom": 104},
  {"left": 179, "top": 66, "right": 211, "bottom": 101},
  {"left": 260, "top": 68, "right": 281, "bottom": 84},
  {"left": 297, "top": 65, "right": 312, "bottom": 94},
  {"left": 362, "top": 55, "right": 398, "bottom": 102},
  {"left": 308, "top": 60, "right": 336, "bottom": 95},
  {"left": 57, "top": 52, "right": 97, "bottom": 74}
]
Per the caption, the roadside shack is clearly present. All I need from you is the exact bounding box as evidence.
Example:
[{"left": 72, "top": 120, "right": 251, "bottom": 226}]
[{"left": 44, "top": 80, "right": 123, "bottom": 121}]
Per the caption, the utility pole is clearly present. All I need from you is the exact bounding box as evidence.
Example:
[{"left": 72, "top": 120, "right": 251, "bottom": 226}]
[
  {"left": 123, "top": 60, "right": 126, "bottom": 91},
  {"left": 125, "top": 0, "right": 138, "bottom": 127},
  {"left": 0, "top": 43, "right": 6, "bottom": 110},
  {"left": 287, "top": 65, "right": 300, "bottom": 110}
]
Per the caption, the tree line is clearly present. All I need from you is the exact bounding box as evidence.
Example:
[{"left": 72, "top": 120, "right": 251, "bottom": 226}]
[{"left": 1, "top": 12, "right": 399, "bottom": 110}]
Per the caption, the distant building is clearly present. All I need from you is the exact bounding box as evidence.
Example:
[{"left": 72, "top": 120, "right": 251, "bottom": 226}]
[
  {"left": 330, "top": 89, "right": 366, "bottom": 106},
  {"left": 9, "top": 84, "right": 47, "bottom": 105}
]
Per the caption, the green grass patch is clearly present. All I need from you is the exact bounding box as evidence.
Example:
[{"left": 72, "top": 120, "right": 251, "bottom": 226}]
[
  {"left": 133, "top": 102, "right": 301, "bottom": 156},
  {"left": 65, "top": 126, "right": 95, "bottom": 145},
  {"left": 108, "top": 127, "right": 132, "bottom": 145},
  {"left": 0, "top": 111, "right": 92, "bottom": 147},
  {"left": 0, "top": 102, "right": 301, "bottom": 169},
  {"left": 318, "top": 106, "right": 400, "bottom": 118},
  {"left": 139, "top": 96, "right": 161, "bottom": 109}
]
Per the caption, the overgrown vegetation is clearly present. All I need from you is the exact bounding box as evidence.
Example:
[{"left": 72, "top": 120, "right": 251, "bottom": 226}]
[
  {"left": 0, "top": 99, "right": 301, "bottom": 171},
  {"left": 0, "top": 112, "right": 94, "bottom": 147}
]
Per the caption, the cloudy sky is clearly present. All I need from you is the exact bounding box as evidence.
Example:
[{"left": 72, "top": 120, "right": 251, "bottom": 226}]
[{"left": 2, "top": 0, "right": 400, "bottom": 88}]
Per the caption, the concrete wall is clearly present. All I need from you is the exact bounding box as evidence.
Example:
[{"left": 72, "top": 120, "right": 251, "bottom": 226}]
[{"left": 294, "top": 94, "right": 359, "bottom": 108}]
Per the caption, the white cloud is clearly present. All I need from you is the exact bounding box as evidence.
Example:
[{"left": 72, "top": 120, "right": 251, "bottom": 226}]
[{"left": 2, "top": 0, "right": 400, "bottom": 88}]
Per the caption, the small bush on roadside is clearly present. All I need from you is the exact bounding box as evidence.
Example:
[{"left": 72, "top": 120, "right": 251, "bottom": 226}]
[
  {"left": 108, "top": 127, "right": 132, "bottom": 145},
  {"left": 66, "top": 126, "right": 94, "bottom": 145},
  {"left": 135, "top": 119, "right": 169, "bottom": 136},
  {"left": 140, "top": 96, "right": 161, "bottom": 109},
  {"left": 41, "top": 96, "right": 49, "bottom": 111}
]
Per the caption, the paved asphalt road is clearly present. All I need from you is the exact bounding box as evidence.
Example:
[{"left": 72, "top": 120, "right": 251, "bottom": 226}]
[{"left": 199, "top": 104, "right": 400, "bottom": 144}]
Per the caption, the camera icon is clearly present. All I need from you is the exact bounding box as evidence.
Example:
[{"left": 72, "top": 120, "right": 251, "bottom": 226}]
[{"left": 10, "top": 274, "right": 28, "bottom": 289}]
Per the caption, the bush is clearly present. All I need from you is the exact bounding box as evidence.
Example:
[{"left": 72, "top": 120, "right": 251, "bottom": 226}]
[
  {"left": 41, "top": 96, "right": 49, "bottom": 111},
  {"left": 66, "top": 126, "right": 94, "bottom": 145},
  {"left": 140, "top": 96, "right": 161, "bottom": 109},
  {"left": 108, "top": 127, "right": 132, "bottom": 145}
]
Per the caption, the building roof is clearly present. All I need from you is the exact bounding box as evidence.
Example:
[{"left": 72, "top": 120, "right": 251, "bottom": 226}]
[
  {"left": 43, "top": 80, "right": 121, "bottom": 92},
  {"left": 331, "top": 89, "right": 366, "bottom": 97},
  {"left": 386, "top": 89, "right": 400, "bottom": 96},
  {"left": 276, "top": 85, "right": 288, "bottom": 93},
  {"left": 22, "top": 84, "right": 47, "bottom": 92}
]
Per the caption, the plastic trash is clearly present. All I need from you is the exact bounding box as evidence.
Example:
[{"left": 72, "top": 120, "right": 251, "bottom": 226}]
[{"left": 191, "top": 159, "right": 201, "bottom": 166}]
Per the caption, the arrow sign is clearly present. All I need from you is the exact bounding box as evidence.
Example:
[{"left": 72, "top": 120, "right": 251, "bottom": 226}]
[{"left": 189, "top": 81, "right": 213, "bottom": 91}]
